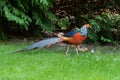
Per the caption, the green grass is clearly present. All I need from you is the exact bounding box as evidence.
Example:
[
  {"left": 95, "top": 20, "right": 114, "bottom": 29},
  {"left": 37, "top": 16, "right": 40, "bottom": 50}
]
[{"left": 0, "top": 42, "right": 120, "bottom": 80}]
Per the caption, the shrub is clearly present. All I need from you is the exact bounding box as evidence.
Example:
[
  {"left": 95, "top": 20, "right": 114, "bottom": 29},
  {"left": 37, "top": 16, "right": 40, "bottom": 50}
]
[
  {"left": 88, "top": 12, "right": 120, "bottom": 44},
  {"left": 0, "top": 0, "right": 56, "bottom": 39}
]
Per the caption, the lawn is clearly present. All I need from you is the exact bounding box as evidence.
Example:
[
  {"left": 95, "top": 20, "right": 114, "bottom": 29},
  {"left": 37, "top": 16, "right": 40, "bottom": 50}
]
[{"left": 0, "top": 41, "right": 120, "bottom": 80}]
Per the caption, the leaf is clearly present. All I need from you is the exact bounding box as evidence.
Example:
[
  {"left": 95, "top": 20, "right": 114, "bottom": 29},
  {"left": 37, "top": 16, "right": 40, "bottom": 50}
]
[
  {"left": 101, "top": 36, "right": 112, "bottom": 43},
  {"left": 57, "top": 18, "right": 70, "bottom": 30},
  {"left": 44, "top": 11, "right": 56, "bottom": 22}
]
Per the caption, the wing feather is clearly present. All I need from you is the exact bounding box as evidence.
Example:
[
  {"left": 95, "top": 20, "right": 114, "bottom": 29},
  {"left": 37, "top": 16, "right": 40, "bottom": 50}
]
[{"left": 64, "top": 30, "right": 79, "bottom": 37}]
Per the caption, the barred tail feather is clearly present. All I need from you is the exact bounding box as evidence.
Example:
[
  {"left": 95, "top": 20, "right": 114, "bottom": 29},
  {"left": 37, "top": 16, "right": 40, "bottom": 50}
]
[{"left": 14, "top": 37, "right": 60, "bottom": 53}]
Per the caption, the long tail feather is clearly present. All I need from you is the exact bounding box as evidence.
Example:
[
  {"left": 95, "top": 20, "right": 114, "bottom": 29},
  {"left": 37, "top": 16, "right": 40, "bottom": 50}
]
[{"left": 14, "top": 37, "right": 60, "bottom": 53}]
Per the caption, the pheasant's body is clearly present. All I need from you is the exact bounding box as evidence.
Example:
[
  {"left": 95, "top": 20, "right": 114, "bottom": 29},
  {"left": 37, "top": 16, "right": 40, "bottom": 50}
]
[
  {"left": 14, "top": 24, "right": 91, "bottom": 55},
  {"left": 66, "top": 32, "right": 87, "bottom": 44}
]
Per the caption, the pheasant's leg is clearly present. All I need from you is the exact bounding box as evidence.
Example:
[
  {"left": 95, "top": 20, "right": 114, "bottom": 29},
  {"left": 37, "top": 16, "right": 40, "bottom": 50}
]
[
  {"left": 75, "top": 48, "right": 79, "bottom": 55},
  {"left": 75, "top": 45, "right": 79, "bottom": 55},
  {"left": 65, "top": 46, "right": 70, "bottom": 55}
]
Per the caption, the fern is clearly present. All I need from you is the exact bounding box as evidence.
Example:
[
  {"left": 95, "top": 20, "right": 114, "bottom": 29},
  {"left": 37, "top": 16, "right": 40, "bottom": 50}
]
[
  {"left": 44, "top": 11, "right": 56, "bottom": 22},
  {"left": 1, "top": 0, "right": 55, "bottom": 31},
  {"left": 32, "top": 11, "right": 56, "bottom": 31},
  {"left": 3, "top": 2, "right": 32, "bottom": 30}
]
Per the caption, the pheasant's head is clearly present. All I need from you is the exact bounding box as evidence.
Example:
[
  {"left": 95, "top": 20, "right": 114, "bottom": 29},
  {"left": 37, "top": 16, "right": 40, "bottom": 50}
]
[{"left": 84, "top": 24, "right": 91, "bottom": 28}]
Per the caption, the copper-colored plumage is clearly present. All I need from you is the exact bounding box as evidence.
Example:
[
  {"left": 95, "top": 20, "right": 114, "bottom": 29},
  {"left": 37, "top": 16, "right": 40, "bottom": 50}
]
[{"left": 67, "top": 32, "right": 87, "bottom": 44}]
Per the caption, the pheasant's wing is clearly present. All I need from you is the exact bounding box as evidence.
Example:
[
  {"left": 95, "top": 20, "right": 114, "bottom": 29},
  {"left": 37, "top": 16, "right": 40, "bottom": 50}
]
[{"left": 64, "top": 30, "right": 80, "bottom": 37}]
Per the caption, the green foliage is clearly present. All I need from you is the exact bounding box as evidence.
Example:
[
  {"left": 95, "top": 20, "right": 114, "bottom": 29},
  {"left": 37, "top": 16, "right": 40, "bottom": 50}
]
[
  {"left": 33, "top": 11, "right": 56, "bottom": 31},
  {"left": 0, "top": 0, "right": 120, "bottom": 44},
  {"left": 57, "top": 18, "right": 70, "bottom": 30},
  {"left": 101, "top": 36, "right": 112, "bottom": 43},
  {"left": 3, "top": 5, "right": 32, "bottom": 30},
  {"left": 0, "top": 0, "right": 56, "bottom": 39},
  {"left": 30, "top": 0, "right": 56, "bottom": 31},
  {"left": 88, "top": 12, "right": 120, "bottom": 43}
]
